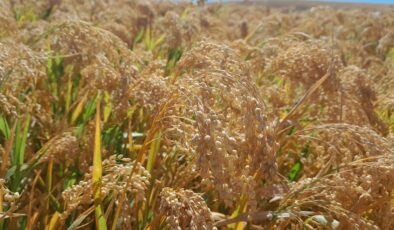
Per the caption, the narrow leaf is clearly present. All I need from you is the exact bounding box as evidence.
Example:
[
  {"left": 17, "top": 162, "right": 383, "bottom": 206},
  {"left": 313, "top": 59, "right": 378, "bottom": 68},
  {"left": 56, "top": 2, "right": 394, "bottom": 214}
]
[
  {"left": 93, "top": 94, "right": 107, "bottom": 230},
  {"left": 103, "top": 91, "right": 112, "bottom": 123},
  {"left": 46, "top": 212, "right": 60, "bottom": 230},
  {"left": 71, "top": 93, "right": 88, "bottom": 124},
  {"left": 229, "top": 195, "right": 247, "bottom": 229},
  {"left": 147, "top": 131, "right": 161, "bottom": 173},
  {"left": 0, "top": 116, "right": 10, "bottom": 140},
  {"left": 14, "top": 115, "right": 30, "bottom": 166},
  {"left": 288, "top": 161, "right": 303, "bottom": 182}
]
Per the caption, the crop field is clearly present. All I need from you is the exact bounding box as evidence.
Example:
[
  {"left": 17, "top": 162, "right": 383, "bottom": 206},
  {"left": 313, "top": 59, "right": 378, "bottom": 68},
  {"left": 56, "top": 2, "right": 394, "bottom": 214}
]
[{"left": 0, "top": 0, "right": 394, "bottom": 229}]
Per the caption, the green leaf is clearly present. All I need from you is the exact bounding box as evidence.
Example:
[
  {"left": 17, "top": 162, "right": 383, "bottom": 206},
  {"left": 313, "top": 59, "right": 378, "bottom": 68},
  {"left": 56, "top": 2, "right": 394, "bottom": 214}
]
[
  {"left": 14, "top": 115, "right": 31, "bottom": 166},
  {"left": 166, "top": 48, "right": 183, "bottom": 74},
  {"left": 5, "top": 165, "right": 17, "bottom": 179},
  {"left": 40, "top": 6, "right": 52, "bottom": 20},
  {"left": 18, "top": 115, "right": 30, "bottom": 165},
  {"left": 64, "top": 172, "right": 78, "bottom": 190},
  {"left": 74, "top": 124, "right": 85, "bottom": 138},
  {"left": 288, "top": 161, "right": 302, "bottom": 182},
  {"left": 83, "top": 96, "right": 97, "bottom": 122},
  {"left": 95, "top": 206, "right": 107, "bottom": 230},
  {"left": 133, "top": 28, "right": 145, "bottom": 49},
  {"left": 0, "top": 116, "right": 10, "bottom": 140}
]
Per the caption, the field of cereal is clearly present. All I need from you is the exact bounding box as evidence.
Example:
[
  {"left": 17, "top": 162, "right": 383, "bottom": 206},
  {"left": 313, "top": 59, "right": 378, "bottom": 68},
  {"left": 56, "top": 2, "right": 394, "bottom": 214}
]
[{"left": 0, "top": 0, "right": 394, "bottom": 229}]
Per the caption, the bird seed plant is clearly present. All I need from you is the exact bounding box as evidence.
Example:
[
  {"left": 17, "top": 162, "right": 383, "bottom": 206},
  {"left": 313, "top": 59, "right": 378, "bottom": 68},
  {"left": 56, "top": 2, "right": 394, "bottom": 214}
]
[{"left": 0, "top": 0, "right": 393, "bottom": 229}]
